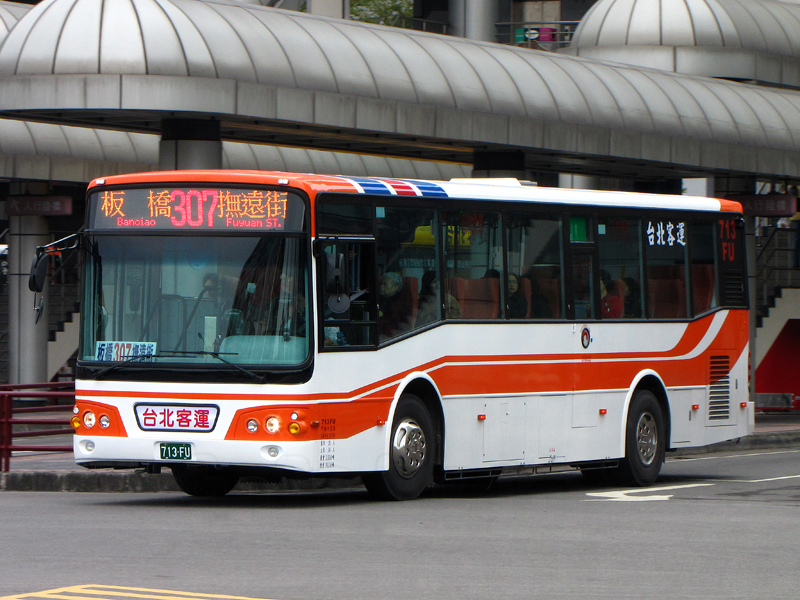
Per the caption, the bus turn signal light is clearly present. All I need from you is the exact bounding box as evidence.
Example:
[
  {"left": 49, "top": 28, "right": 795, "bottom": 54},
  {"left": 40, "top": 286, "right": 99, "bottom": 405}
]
[
  {"left": 71, "top": 416, "right": 81, "bottom": 430},
  {"left": 288, "top": 422, "right": 301, "bottom": 435}
]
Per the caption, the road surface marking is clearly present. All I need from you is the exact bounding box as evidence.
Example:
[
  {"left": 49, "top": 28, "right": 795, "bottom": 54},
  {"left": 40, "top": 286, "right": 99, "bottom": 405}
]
[
  {"left": 0, "top": 585, "right": 279, "bottom": 600},
  {"left": 669, "top": 449, "right": 800, "bottom": 462},
  {"left": 586, "top": 483, "right": 714, "bottom": 502}
]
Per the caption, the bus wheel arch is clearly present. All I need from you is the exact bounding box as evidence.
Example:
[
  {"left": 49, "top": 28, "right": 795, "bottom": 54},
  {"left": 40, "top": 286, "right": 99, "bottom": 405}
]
[
  {"left": 363, "top": 391, "right": 436, "bottom": 500},
  {"left": 629, "top": 373, "right": 671, "bottom": 451},
  {"left": 399, "top": 376, "right": 444, "bottom": 468},
  {"left": 362, "top": 375, "right": 443, "bottom": 500},
  {"left": 618, "top": 374, "right": 669, "bottom": 486}
]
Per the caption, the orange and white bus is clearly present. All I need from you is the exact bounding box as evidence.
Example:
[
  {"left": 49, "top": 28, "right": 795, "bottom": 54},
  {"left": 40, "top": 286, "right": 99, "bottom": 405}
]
[{"left": 36, "top": 170, "right": 753, "bottom": 499}]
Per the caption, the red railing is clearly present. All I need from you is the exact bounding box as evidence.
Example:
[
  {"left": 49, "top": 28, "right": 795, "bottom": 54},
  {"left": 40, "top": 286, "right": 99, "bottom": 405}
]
[{"left": 0, "top": 382, "right": 75, "bottom": 472}]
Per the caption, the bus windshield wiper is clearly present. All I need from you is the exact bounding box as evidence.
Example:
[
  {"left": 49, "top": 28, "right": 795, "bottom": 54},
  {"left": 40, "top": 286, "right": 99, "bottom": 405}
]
[
  {"left": 159, "top": 350, "right": 266, "bottom": 384},
  {"left": 92, "top": 353, "right": 157, "bottom": 380}
]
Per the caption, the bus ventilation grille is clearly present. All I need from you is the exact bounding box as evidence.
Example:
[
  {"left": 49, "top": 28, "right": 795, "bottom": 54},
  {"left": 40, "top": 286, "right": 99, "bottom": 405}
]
[
  {"left": 722, "top": 270, "right": 746, "bottom": 306},
  {"left": 709, "top": 356, "right": 731, "bottom": 420}
]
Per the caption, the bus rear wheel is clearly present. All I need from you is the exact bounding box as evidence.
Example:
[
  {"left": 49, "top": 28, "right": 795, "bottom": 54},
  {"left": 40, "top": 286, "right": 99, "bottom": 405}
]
[
  {"left": 616, "top": 390, "right": 665, "bottom": 486},
  {"left": 363, "top": 394, "right": 435, "bottom": 501},
  {"left": 171, "top": 465, "right": 240, "bottom": 497}
]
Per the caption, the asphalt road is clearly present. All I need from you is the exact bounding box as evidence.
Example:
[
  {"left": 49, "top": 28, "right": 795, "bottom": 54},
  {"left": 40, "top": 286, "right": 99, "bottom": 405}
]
[{"left": 2, "top": 447, "right": 799, "bottom": 600}]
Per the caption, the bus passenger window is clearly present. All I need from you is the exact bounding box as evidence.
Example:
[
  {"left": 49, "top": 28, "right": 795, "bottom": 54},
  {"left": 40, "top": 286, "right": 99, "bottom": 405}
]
[
  {"left": 376, "top": 206, "right": 438, "bottom": 341},
  {"left": 573, "top": 255, "right": 594, "bottom": 319},
  {"left": 598, "top": 218, "right": 643, "bottom": 319},
  {"left": 690, "top": 222, "right": 717, "bottom": 315},
  {"left": 506, "top": 213, "right": 563, "bottom": 319},
  {"left": 644, "top": 217, "right": 688, "bottom": 319},
  {"left": 444, "top": 211, "right": 502, "bottom": 320}
]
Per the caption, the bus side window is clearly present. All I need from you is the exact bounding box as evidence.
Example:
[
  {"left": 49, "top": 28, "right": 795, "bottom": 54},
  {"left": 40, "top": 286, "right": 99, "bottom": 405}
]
[
  {"left": 444, "top": 211, "right": 503, "bottom": 320},
  {"left": 644, "top": 217, "right": 689, "bottom": 319},
  {"left": 689, "top": 221, "right": 718, "bottom": 315},
  {"left": 375, "top": 206, "right": 438, "bottom": 341},
  {"left": 597, "top": 218, "right": 643, "bottom": 319},
  {"left": 506, "top": 213, "right": 563, "bottom": 319}
]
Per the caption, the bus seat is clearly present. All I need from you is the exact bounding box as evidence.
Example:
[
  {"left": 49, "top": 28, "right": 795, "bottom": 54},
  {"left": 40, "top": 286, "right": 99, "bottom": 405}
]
[
  {"left": 538, "top": 278, "right": 562, "bottom": 319},
  {"left": 692, "top": 264, "right": 715, "bottom": 314},
  {"left": 461, "top": 277, "right": 499, "bottom": 319},
  {"left": 648, "top": 279, "right": 682, "bottom": 318},
  {"left": 447, "top": 278, "right": 466, "bottom": 313}
]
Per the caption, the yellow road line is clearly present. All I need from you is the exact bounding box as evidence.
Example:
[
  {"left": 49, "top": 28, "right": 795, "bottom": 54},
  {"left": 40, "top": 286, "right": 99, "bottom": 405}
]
[{"left": 0, "top": 586, "right": 279, "bottom": 600}]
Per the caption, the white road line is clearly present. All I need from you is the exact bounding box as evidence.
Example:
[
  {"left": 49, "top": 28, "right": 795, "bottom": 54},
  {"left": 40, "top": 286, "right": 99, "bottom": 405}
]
[
  {"left": 586, "top": 483, "right": 714, "bottom": 502},
  {"left": 668, "top": 449, "right": 800, "bottom": 462}
]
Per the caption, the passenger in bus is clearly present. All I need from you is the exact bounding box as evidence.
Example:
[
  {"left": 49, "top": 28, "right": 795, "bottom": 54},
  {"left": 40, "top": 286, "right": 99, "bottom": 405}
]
[
  {"left": 623, "top": 277, "right": 642, "bottom": 318},
  {"left": 505, "top": 273, "right": 528, "bottom": 319},
  {"left": 600, "top": 270, "right": 623, "bottom": 319},
  {"left": 378, "top": 271, "right": 413, "bottom": 340},
  {"left": 417, "top": 271, "right": 461, "bottom": 325},
  {"left": 527, "top": 274, "right": 554, "bottom": 319}
]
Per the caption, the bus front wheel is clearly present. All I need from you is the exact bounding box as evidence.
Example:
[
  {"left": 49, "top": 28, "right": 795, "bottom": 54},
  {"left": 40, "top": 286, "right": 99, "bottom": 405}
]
[
  {"left": 363, "top": 394, "right": 435, "bottom": 501},
  {"left": 171, "top": 464, "right": 240, "bottom": 497},
  {"left": 617, "top": 390, "right": 665, "bottom": 486}
]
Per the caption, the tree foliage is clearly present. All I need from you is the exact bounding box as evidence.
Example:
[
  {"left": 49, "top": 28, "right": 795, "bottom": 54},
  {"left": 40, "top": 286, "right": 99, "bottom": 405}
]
[{"left": 350, "top": 0, "right": 413, "bottom": 25}]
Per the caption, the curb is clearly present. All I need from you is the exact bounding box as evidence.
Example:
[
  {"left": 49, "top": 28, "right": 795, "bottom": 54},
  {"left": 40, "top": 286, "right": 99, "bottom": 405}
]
[
  {"left": 671, "top": 430, "right": 800, "bottom": 456},
  {"left": 0, "top": 469, "right": 363, "bottom": 493},
  {"left": 2, "top": 432, "right": 799, "bottom": 493}
]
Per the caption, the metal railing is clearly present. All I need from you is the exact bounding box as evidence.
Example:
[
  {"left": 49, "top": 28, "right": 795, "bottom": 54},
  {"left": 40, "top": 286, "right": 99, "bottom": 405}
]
[
  {"left": 350, "top": 14, "right": 448, "bottom": 34},
  {"left": 495, "top": 21, "right": 580, "bottom": 50},
  {"left": 755, "top": 226, "right": 800, "bottom": 315},
  {"left": 0, "top": 381, "right": 75, "bottom": 472}
]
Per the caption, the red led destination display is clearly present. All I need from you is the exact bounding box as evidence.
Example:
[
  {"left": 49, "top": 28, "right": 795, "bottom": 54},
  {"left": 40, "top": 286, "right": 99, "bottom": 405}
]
[{"left": 89, "top": 187, "right": 305, "bottom": 231}]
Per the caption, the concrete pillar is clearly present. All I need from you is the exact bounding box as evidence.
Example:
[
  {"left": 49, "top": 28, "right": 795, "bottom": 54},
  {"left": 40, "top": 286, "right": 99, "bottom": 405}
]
[
  {"left": 464, "top": 0, "right": 500, "bottom": 41},
  {"left": 714, "top": 177, "right": 757, "bottom": 404},
  {"left": 449, "top": 0, "right": 499, "bottom": 41},
  {"left": 8, "top": 216, "right": 49, "bottom": 384},
  {"left": 159, "top": 119, "right": 223, "bottom": 171},
  {"left": 448, "top": 0, "right": 466, "bottom": 37},
  {"left": 559, "top": 174, "right": 600, "bottom": 189},
  {"left": 307, "top": 0, "right": 349, "bottom": 18}
]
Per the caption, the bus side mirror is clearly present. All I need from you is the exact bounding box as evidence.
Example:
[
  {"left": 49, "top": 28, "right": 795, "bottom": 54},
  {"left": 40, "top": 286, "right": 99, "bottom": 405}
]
[{"left": 28, "top": 253, "right": 48, "bottom": 293}]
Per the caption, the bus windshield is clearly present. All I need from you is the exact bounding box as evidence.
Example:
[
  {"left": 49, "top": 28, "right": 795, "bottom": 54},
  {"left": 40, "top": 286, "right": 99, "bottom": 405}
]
[{"left": 81, "top": 234, "right": 309, "bottom": 367}]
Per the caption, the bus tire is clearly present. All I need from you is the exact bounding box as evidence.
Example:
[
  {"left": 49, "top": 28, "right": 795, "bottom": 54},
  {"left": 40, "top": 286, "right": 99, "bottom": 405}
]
[
  {"left": 363, "top": 394, "right": 435, "bottom": 501},
  {"left": 171, "top": 465, "right": 239, "bottom": 497},
  {"left": 616, "top": 390, "right": 665, "bottom": 486}
]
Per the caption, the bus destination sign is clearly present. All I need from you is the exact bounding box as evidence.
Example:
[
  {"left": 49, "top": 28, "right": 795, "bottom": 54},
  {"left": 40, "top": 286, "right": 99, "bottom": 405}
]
[{"left": 90, "top": 187, "right": 304, "bottom": 231}]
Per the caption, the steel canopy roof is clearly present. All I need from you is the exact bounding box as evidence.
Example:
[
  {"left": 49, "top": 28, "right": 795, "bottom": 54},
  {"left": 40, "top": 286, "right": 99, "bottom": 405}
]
[
  {"left": 0, "top": 0, "right": 799, "bottom": 180},
  {"left": 566, "top": 0, "right": 800, "bottom": 89}
]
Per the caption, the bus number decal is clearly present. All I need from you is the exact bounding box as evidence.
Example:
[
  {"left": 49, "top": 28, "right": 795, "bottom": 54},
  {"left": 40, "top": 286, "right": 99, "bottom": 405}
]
[{"left": 719, "top": 219, "right": 737, "bottom": 261}]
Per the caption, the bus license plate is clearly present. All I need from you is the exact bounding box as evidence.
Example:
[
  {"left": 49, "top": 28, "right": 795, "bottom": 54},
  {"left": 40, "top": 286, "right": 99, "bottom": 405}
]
[{"left": 160, "top": 443, "right": 192, "bottom": 461}]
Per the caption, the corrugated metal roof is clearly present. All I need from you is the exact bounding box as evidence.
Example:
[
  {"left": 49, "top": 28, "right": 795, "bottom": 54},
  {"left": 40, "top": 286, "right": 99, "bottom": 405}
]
[
  {"left": 1, "top": 0, "right": 800, "bottom": 178},
  {"left": 0, "top": 116, "right": 470, "bottom": 182},
  {"left": 566, "top": 0, "right": 800, "bottom": 87}
]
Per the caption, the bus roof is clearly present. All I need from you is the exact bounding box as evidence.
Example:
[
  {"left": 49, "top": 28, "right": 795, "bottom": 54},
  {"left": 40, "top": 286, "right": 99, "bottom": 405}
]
[{"left": 89, "top": 170, "right": 743, "bottom": 214}]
